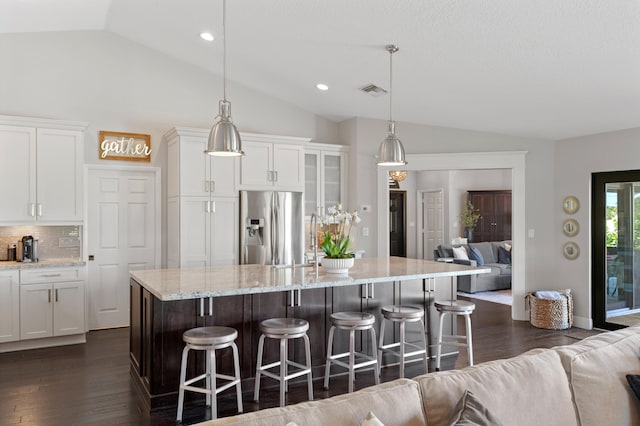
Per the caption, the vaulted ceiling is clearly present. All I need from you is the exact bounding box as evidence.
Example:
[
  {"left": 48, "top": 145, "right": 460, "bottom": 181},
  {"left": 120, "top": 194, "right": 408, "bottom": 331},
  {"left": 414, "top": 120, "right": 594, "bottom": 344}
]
[{"left": 3, "top": 0, "right": 640, "bottom": 140}]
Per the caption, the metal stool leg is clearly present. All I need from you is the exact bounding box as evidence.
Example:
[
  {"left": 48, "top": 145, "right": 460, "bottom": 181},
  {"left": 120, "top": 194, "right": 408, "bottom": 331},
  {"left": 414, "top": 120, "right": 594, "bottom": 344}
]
[
  {"left": 465, "top": 313, "right": 474, "bottom": 366},
  {"left": 279, "top": 337, "right": 287, "bottom": 407},
  {"left": 231, "top": 342, "right": 243, "bottom": 413},
  {"left": 369, "top": 326, "right": 380, "bottom": 385},
  {"left": 399, "top": 320, "right": 406, "bottom": 378},
  {"left": 253, "top": 334, "right": 266, "bottom": 401},
  {"left": 177, "top": 345, "right": 190, "bottom": 422},
  {"left": 324, "top": 325, "right": 336, "bottom": 389},
  {"left": 419, "top": 319, "right": 428, "bottom": 373},
  {"left": 348, "top": 329, "right": 355, "bottom": 393},
  {"left": 209, "top": 348, "right": 217, "bottom": 419},
  {"left": 205, "top": 348, "right": 212, "bottom": 407},
  {"left": 377, "top": 318, "right": 386, "bottom": 374},
  {"left": 303, "top": 333, "right": 314, "bottom": 401},
  {"left": 435, "top": 311, "right": 446, "bottom": 371}
]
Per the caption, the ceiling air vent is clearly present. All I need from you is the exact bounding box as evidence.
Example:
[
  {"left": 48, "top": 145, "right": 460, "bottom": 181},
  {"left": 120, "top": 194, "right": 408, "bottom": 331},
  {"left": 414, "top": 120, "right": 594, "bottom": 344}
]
[{"left": 360, "top": 84, "right": 388, "bottom": 97}]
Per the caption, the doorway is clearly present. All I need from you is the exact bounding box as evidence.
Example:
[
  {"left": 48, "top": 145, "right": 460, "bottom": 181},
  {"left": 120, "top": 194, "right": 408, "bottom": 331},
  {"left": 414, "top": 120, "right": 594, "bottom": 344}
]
[
  {"left": 389, "top": 190, "right": 406, "bottom": 257},
  {"left": 86, "top": 165, "right": 160, "bottom": 330},
  {"left": 593, "top": 170, "right": 640, "bottom": 329}
]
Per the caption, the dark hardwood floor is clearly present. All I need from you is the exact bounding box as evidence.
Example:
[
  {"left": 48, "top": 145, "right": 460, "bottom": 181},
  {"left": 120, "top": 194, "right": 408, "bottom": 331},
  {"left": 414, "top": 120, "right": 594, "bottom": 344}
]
[{"left": 0, "top": 297, "right": 600, "bottom": 426}]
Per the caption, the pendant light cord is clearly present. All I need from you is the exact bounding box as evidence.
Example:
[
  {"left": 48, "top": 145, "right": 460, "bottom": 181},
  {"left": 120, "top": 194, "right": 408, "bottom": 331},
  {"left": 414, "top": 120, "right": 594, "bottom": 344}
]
[
  {"left": 389, "top": 48, "right": 393, "bottom": 122},
  {"left": 223, "top": 0, "right": 227, "bottom": 102}
]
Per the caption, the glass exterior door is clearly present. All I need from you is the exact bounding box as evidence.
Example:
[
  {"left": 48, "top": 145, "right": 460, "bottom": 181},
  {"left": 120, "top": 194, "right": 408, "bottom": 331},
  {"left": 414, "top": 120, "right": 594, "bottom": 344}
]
[{"left": 593, "top": 171, "right": 640, "bottom": 329}]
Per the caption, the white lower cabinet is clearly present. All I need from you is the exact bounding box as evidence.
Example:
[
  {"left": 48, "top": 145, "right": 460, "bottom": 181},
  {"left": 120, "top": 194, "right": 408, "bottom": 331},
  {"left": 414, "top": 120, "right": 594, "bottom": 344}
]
[
  {"left": 19, "top": 268, "right": 85, "bottom": 340},
  {"left": 0, "top": 271, "right": 20, "bottom": 343}
]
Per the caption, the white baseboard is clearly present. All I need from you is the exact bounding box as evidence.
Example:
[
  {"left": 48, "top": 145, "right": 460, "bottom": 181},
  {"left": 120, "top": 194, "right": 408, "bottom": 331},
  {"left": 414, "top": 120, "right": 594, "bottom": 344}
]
[
  {"left": 572, "top": 315, "right": 592, "bottom": 330},
  {"left": 0, "top": 334, "right": 86, "bottom": 353}
]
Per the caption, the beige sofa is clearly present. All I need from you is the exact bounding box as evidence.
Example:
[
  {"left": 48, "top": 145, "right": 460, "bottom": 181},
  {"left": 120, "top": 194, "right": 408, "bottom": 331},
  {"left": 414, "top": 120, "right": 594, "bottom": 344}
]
[{"left": 200, "top": 325, "right": 640, "bottom": 426}]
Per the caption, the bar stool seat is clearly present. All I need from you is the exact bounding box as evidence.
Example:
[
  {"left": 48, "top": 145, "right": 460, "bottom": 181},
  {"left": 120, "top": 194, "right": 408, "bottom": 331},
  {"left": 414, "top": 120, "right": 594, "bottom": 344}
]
[
  {"left": 434, "top": 300, "right": 475, "bottom": 371},
  {"left": 378, "top": 305, "right": 428, "bottom": 378},
  {"left": 177, "top": 326, "right": 242, "bottom": 422},
  {"left": 254, "top": 318, "right": 313, "bottom": 407},
  {"left": 324, "top": 312, "right": 380, "bottom": 393}
]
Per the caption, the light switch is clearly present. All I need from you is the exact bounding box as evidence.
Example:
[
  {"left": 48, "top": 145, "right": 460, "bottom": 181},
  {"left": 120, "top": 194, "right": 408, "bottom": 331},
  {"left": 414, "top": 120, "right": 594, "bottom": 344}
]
[
  {"left": 528, "top": 229, "right": 535, "bottom": 238},
  {"left": 362, "top": 227, "right": 369, "bottom": 237}
]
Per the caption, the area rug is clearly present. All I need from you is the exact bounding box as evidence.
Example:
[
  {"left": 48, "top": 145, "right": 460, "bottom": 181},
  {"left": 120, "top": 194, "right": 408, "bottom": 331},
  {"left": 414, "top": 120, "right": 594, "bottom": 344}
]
[{"left": 458, "top": 289, "right": 512, "bottom": 306}]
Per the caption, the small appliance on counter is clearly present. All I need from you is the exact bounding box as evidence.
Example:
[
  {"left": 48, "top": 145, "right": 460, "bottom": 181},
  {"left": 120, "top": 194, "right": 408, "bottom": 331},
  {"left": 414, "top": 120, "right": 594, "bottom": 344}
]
[
  {"left": 17, "top": 235, "right": 38, "bottom": 262},
  {"left": 7, "top": 244, "right": 16, "bottom": 261}
]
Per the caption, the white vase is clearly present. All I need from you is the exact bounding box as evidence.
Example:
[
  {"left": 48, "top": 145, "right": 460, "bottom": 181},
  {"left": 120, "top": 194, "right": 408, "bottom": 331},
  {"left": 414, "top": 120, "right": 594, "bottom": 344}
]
[{"left": 322, "top": 256, "right": 355, "bottom": 274}]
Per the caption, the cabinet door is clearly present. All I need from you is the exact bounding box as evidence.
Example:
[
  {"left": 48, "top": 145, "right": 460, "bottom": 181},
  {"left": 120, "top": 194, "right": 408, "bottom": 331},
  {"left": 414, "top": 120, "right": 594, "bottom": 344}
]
[
  {"left": 210, "top": 156, "right": 239, "bottom": 197},
  {"left": 321, "top": 152, "right": 344, "bottom": 210},
  {"left": 0, "top": 271, "right": 20, "bottom": 343},
  {"left": 0, "top": 125, "right": 36, "bottom": 222},
  {"left": 273, "top": 143, "right": 304, "bottom": 190},
  {"left": 287, "top": 287, "right": 327, "bottom": 368},
  {"left": 494, "top": 192, "right": 512, "bottom": 240},
  {"left": 304, "top": 152, "right": 320, "bottom": 216},
  {"left": 36, "top": 128, "right": 83, "bottom": 222},
  {"left": 179, "top": 197, "right": 210, "bottom": 267},
  {"left": 240, "top": 141, "right": 273, "bottom": 188},
  {"left": 53, "top": 281, "right": 85, "bottom": 336},
  {"left": 175, "top": 135, "right": 209, "bottom": 197},
  {"left": 20, "top": 283, "right": 53, "bottom": 340},
  {"left": 209, "top": 197, "right": 240, "bottom": 265}
]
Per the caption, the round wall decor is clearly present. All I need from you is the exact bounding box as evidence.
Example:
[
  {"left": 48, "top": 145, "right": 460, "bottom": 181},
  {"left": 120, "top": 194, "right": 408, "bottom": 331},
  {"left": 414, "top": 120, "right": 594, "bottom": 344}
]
[
  {"left": 562, "top": 195, "right": 580, "bottom": 214},
  {"left": 563, "top": 242, "right": 580, "bottom": 260},
  {"left": 562, "top": 218, "right": 580, "bottom": 237}
]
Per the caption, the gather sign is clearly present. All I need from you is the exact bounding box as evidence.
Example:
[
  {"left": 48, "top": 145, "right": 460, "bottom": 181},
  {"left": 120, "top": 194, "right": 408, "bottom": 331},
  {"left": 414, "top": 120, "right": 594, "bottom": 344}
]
[{"left": 99, "top": 131, "right": 152, "bottom": 162}]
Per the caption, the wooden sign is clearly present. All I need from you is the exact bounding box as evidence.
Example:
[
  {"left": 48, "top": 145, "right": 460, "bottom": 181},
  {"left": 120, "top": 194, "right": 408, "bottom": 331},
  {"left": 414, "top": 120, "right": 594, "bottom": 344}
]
[{"left": 99, "top": 131, "right": 151, "bottom": 162}]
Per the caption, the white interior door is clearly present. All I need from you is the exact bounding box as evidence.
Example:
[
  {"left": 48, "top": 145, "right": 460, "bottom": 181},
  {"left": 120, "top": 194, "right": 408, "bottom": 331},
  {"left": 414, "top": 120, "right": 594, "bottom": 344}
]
[
  {"left": 422, "top": 190, "right": 444, "bottom": 260},
  {"left": 87, "top": 167, "right": 159, "bottom": 330}
]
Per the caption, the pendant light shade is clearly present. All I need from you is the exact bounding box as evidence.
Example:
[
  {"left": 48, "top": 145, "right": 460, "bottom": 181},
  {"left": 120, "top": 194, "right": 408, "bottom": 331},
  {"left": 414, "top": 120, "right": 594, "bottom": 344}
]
[
  {"left": 205, "top": 0, "right": 243, "bottom": 157},
  {"left": 377, "top": 44, "right": 407, "bottom": 166},
  {"left": 206, "top": 100, "right": 242, "bottom": 156}
]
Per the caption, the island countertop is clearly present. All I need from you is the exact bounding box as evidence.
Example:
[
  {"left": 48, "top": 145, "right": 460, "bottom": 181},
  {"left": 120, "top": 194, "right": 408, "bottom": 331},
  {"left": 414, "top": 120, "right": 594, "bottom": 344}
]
[{"left": 130, "top": 257, "right": 490, "bottom": 301}]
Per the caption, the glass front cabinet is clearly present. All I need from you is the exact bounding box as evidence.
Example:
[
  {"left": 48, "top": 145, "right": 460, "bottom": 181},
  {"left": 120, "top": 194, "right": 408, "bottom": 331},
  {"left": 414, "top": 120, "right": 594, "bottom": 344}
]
[{"left": 304, "top": 143, "right": 349, "bottom": 220}]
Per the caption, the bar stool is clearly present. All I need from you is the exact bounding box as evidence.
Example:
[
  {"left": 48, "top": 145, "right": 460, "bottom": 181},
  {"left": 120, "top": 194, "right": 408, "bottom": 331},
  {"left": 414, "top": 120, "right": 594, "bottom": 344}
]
[
  {"left": 253, "top": 318, "right": 313, "bottom": 407},
  {"left": 176, "top": 326, "right": 242, "bottom": 422},
  {"left": 434, "top": 299, "right": 475, "bottom": 371},
  {"left": 377, "top": 305, "right": 428, "bottom": 378},
  {"left": 324, "top": 312, "right": 380, "bottom": 393}
]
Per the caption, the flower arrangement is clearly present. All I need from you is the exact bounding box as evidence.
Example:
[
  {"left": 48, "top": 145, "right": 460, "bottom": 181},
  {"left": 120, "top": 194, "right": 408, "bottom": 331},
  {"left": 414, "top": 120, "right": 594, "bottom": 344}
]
[
  {"left": 461, "top": 200, "right": 481, "bottom": 228},
  {"left": 319, "top": 204, "right": 361, "bottom": 259}
]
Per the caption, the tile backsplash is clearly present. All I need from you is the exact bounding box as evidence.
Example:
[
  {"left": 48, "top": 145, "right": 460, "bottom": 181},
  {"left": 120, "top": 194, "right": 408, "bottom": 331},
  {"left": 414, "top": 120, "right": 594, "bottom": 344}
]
[{"left": 0, "top": 226, "right": 82, "bottom": 261}]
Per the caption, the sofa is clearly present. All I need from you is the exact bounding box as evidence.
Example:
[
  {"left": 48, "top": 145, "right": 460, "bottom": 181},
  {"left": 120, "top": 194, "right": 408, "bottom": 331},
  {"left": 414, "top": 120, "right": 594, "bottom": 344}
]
[
  {"left": 434, "top": 241, "right": 512, "bottom": 293},
  {"left": 200, "top": 324, "right": 640, "bottom": 426}
]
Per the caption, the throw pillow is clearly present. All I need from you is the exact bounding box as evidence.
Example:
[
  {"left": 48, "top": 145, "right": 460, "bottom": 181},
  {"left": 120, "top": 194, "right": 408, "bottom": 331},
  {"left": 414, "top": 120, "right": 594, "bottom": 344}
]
[
  {"left": 468, "top": 247, "right": 485, "bottom": 266},
  {"left": 498, "top": 246, "right": 511, "bottom": 264},
  {"left": 448, "top": 390, "right": 504, "bottom": 426},
  {"left": 504, "top": 243, "right": 512, "bottom": 252},
  {"left": 627, "top": 374, "right": 640, "bottom": 400},
  {"left": 452, "top": 246, "right": 469, "bottom": 261},
  {"left": 361, "top": 411, "right": 385, "bottom": 426}
]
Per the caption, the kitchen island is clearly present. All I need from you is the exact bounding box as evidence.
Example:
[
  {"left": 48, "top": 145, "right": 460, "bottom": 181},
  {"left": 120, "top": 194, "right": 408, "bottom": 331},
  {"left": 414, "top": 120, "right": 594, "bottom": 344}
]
[{"left": 129, "top": 257, "right": 489, "bottom": 412}]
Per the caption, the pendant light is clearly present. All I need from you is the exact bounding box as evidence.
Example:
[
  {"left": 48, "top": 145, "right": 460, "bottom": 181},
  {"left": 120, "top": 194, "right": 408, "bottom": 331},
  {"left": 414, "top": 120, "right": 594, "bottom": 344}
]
[
  {"left": 205, "top": 0, "right": 243, "bottom": 157},
  {"left": 377, "top": 44, "right": 407, "bottom": 166}
]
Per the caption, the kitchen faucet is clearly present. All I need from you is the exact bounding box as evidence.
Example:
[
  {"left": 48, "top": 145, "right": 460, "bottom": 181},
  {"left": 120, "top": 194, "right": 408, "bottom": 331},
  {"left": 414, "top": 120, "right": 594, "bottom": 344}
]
[{"left": 310, "top": 213, "right": 319, "bottom": 273}]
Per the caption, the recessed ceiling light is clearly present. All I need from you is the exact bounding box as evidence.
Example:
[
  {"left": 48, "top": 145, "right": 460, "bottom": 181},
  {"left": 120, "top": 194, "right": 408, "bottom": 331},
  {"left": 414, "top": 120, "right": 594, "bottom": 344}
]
[
  {"left": 200, "top": 32, "right": 214, "bottom": 42},
  {"left": 316, "top": 83, "right": 329, "bottom": 91}
]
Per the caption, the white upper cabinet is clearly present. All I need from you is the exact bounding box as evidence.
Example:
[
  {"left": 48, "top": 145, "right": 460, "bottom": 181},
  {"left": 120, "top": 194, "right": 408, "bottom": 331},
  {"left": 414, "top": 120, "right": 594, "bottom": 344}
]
[
  {"left": 240, "top": 133, "right": 308, "bottom": 191},
  {"left": 0, "top": 116, "right": 86, "bottom": 225},
  {"left": 304, "top": 143, "right": 349, "bottom": 218},
  {"left": 166, "top": 127, "right": 239, "bottom": 198}
]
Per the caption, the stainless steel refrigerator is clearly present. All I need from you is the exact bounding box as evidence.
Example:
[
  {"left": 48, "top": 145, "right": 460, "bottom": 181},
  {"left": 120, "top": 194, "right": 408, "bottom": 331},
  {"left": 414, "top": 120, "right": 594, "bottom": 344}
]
[{"left": 240, "top": 190, "right": 304, "bottom": 265}]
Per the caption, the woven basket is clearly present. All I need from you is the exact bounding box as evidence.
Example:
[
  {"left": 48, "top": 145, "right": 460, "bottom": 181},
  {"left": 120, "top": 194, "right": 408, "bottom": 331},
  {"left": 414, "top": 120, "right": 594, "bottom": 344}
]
[{"left": 526, "top": 291, "right": 573, "bottom": 330}]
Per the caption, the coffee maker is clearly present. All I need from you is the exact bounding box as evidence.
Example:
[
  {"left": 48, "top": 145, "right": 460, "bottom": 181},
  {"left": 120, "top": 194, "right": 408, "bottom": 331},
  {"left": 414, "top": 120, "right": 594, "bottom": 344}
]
[{"left": 17, "top": 235, "right": 38, "bottom": 262}]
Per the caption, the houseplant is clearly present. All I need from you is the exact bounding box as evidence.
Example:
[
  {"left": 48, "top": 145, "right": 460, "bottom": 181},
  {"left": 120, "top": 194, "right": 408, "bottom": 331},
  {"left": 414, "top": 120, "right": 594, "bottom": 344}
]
[
  {"left": 319, "top": 204, "right": 360, "bottom": 273},
  {"left": 461, "top": 200, "right": 481, "bottom": 242}
]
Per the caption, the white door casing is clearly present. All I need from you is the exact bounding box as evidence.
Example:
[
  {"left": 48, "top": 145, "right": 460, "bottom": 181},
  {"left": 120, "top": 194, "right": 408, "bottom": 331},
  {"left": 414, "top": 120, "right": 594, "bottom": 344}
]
[
  {"left": 419, "top": 190, "right": 444, "bottom": 260},
  {"left": 87, "top": 166, "right": 160, "bottom": 330}
]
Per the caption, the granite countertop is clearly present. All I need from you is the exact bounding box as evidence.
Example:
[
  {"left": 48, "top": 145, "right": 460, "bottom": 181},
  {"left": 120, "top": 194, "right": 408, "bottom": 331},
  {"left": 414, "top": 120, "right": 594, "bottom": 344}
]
[
  {"left": 130, "top": 257, "right": 490, "bottom": 301},
  {"left": 0, "top": 259, "right": 86, "bottom": 270}
]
